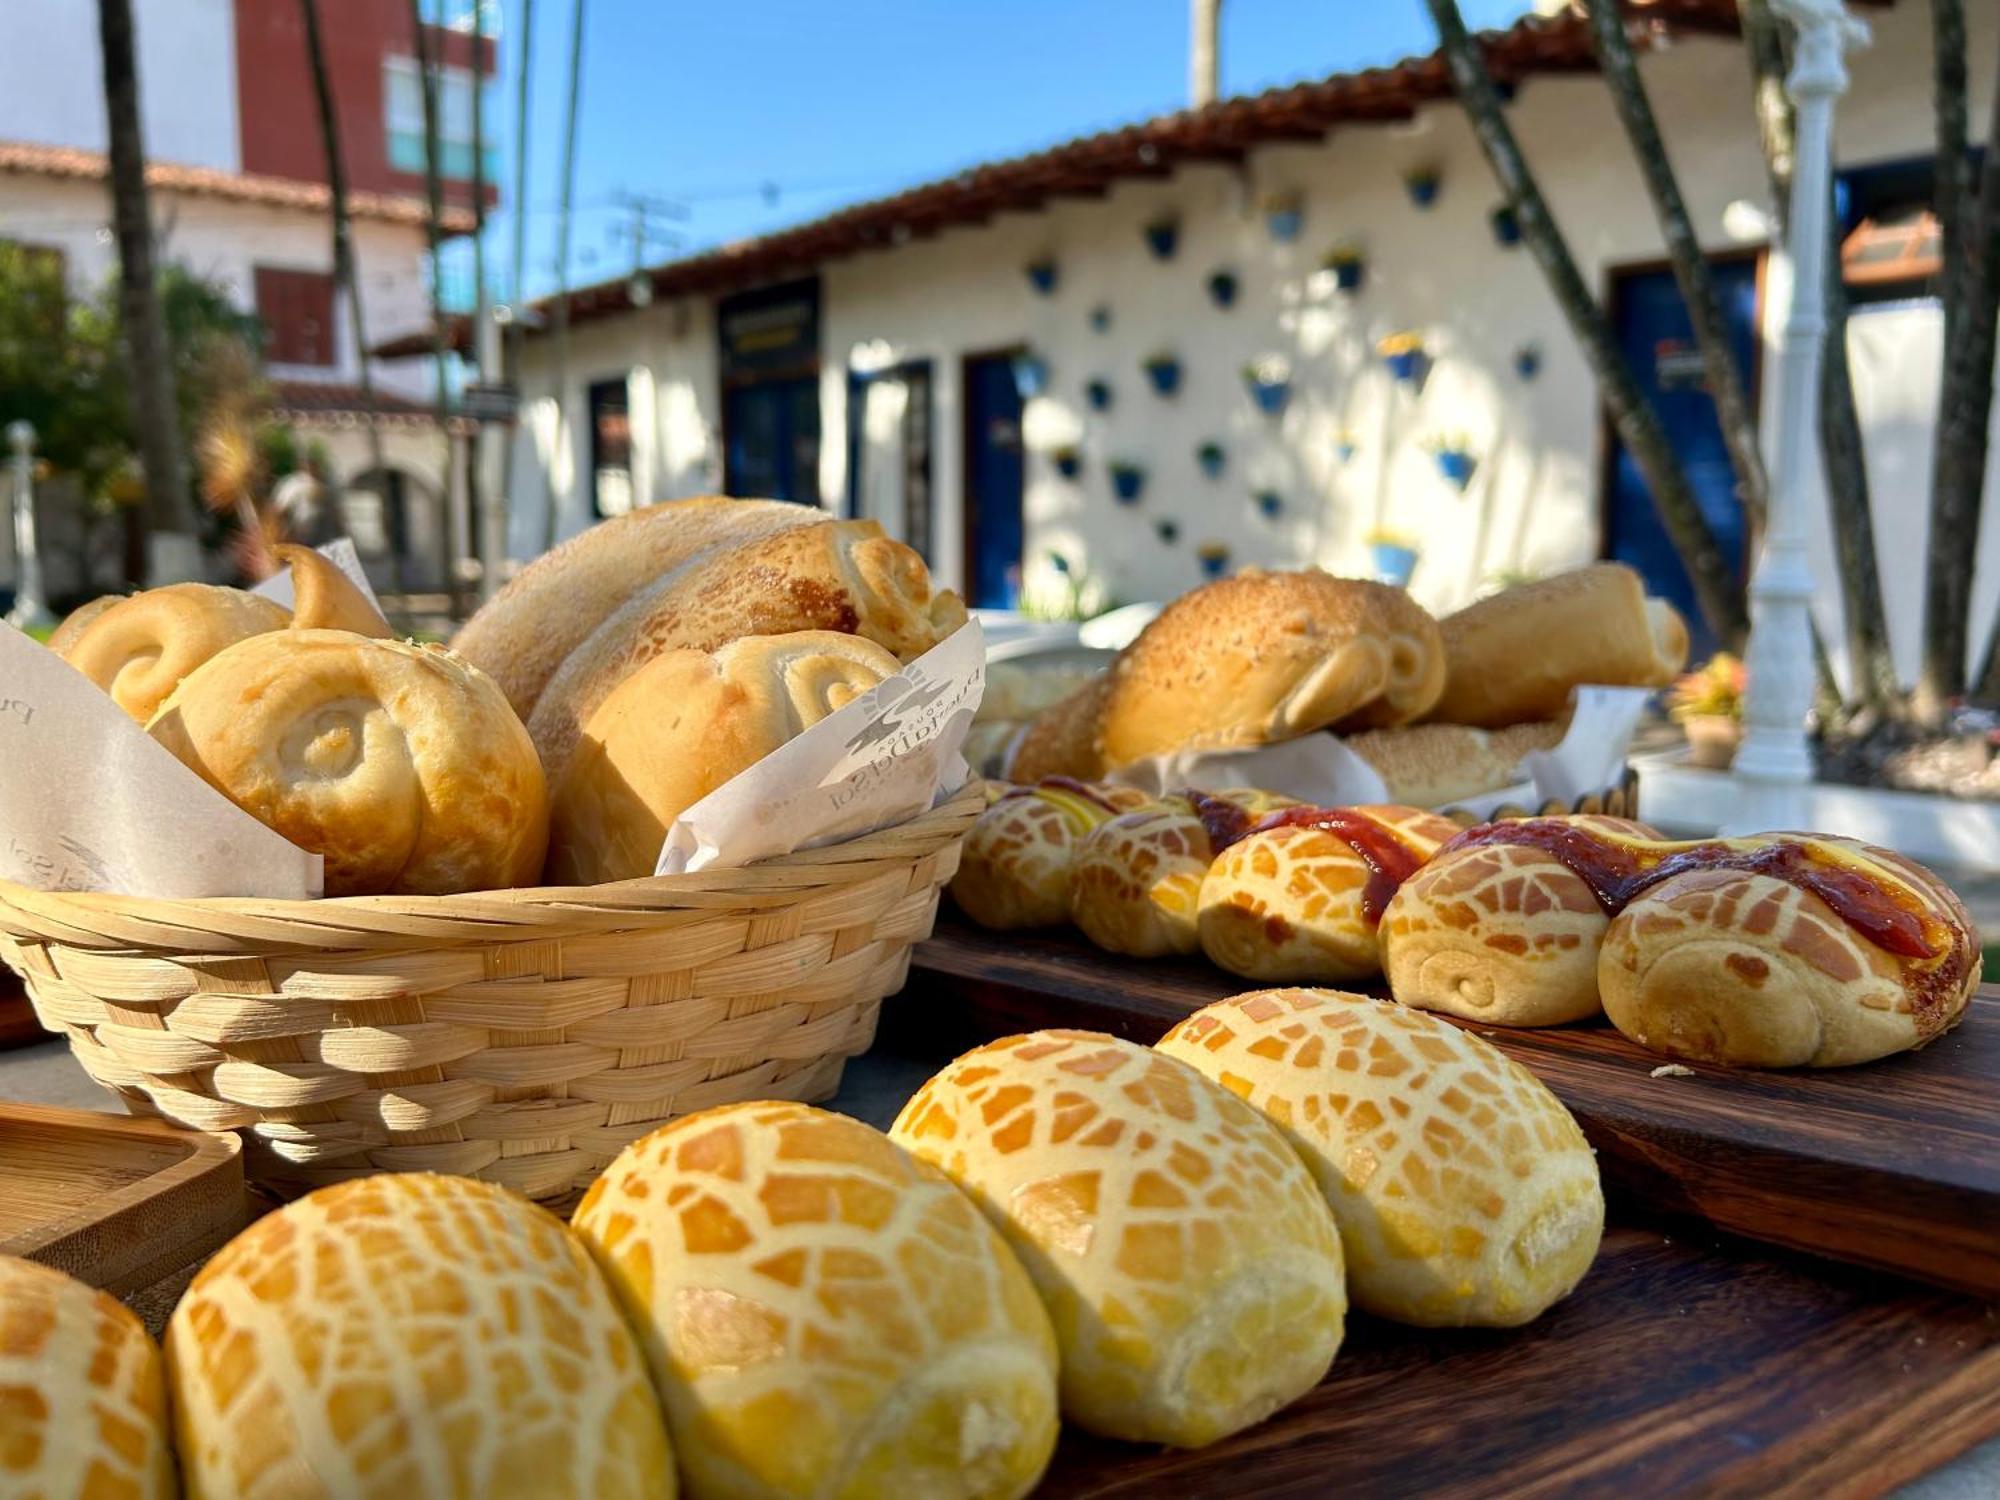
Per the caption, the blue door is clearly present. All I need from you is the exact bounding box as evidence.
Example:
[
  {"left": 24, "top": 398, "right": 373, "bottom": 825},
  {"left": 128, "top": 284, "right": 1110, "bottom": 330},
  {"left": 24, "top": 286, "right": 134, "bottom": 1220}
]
[
  {"left": 963, "top": 353, "right": 1025, "bottom": 609},
  {"left": 724, "top": 376, "right": 821, "bottom": 505},
  {"left": 1604, "top": 258, "right": 1759, "bottom": 661}
]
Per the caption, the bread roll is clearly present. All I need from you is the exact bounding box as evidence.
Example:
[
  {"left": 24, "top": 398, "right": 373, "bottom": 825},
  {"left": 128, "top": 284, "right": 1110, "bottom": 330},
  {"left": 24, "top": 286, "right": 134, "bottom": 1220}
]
[
  {"left": 1598, "top": 835, "right": 1978, "bottom": 1067},
  {"left": 149, "top": 630, "right": 548, "bottom": 896},
  {"left": 45, "top": 592, "right": 121, "bottom": 656},
  {"left": 167, "top": 1173, "right": 673, "bottom": 1500},
  {"left": 548, "top": 631, "right": 900, "bottom": 884},
  {"left": 1004, "top": 674, "right": 1111, "bottom": 782},
  {"left": 529, "top": 518, "right": 966, "bottom": 790},
  {"left": 890, "top": 1031, "right": 1346, "bottom": 1448},
  {"left": 0, "top": 1255, "right": 176, "bottom": 1499},
  {"left": 1069, "top": 789, "right": 1299, "bottom": 958},
  {"left": 56, "top": 582, "right": 289, "bottom": 721},
  {"left": 1340, "top": 720, "right": 1567, "bottom": 808},
  {"left": 1380, "top": 815, "right": 1662, "bottom": 1027},
  {"left": 451, "top": 496, "right": 819, "bottom": 718},
  {"left": 1197, "top": 805, "right": 1462, "bottom": 982},
  {"left": 572, "top": 1102, "right": 1059, "bottom": 1500},
  {"left": 951, "top": 779, "right": 1151, "bottom": 930},
  {"left": 1157, "top": 990, "right": 1603, "bottom": 1326},
  {"left": 979, "top": 661, "right": 1103, "bottom": 724},
  {"left": 1427, "top": 564, "right": 1689, "bottom": 727},
  {"left": 1093, "top": 571, "right": 1445, "bottom": 771},
  {"left": 272, "top": 543, "right": 393, "bottom": 637}
]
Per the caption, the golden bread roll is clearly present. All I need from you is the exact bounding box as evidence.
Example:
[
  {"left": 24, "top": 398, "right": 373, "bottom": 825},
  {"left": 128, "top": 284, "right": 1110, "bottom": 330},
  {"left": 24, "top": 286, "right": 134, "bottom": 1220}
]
[
  {"left": 55, "top": 582, "right": 289, "bottom": 721},
  {"left": 167, "top": 1173, "right": 673, "bottom": 1500},
  {"left": 951, "top": 778, "right": 1151, "bottom": 929},
  {"left": 1069, "top": 789, "right": 1299, "bottom": 957},
  {"left": 271, "top": 543, "right": 393, "bottom": 637},
  {"left": 890, "top": 1031, "right": 1346, "bottom": 1448},
  {"left": 1093, "top": 570, "right": 1445, "bottom": 771},
  {"left": 979, "top": 660, "right": 1103, "bottom": 724},
  {"left": 1004, "top": 674, "right": 1111, "bottom": 782},
  {"left": 1197, "top": 804, "right": 1462, "bottom": 982},
  {"left": 547, "top": 631, "right": 900, "bottom": 884},
  {"left": 451, "top": 496, "right": 819, "bottom": 718},
  {"left": 1380, "top": 815, "right": 1662, "bottom": 1026},
  {"left": 572, "top": 1102, "right": 1060, "bottom": 1500},
  {"left": 1340, "top": 719, "right": 1567, "bottom": 808},
  {"left": 45, "top": 592, "right": 121, "bottom": 656},
  {"left": 1428, "top": 563, "right": 1689, "bottom": 727},
  {"left": 149, "top": 630, "right": 548, "bottom": 896},
  {"left": 529, "top": 518, "right": 966, "bottom": 789},
  {"left": 1157, "top": 990, "right": 1604, "bottom": 1326},
  {"left": 1596, "top": 834, "right": 1978, "bottom": 1067},
  {"left": 0, "top": 1255, "right": 176, "bottom": 1499}
]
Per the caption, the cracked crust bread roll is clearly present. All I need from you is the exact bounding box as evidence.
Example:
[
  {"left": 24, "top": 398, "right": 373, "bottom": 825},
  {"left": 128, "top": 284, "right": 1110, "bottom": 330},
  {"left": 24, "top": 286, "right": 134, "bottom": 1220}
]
[
  {"left": 528, "top": 518, "right": 966, "bottom": 791},
  {"left": 1339, "top": 720, "right": 1567, "bottom": 809},
  {"left": 572, "top": 1102, "right": 1060, "bottom": 1500},
  {"left": 890, "top": 1030, "right": 1346, "bottom": 1448},
  {"left": 1068, "top": 789, "right": 1300, "bottom": 958},
  {"left": 167, "top": 1173, "right": 673, "bottom": 1500},
  {"left": 1381, "top": 815, "right": 1663, "bottom": 1027},
  {"left": 1093, "top": 570, "right": 1446, "bottom": 772},
  {"left": 1427, "top": 563, "right": 1689, "bottom": 728},
  {"left": 1157, "top": 989, "right": 1603, "bottom": 1327},
  {"left": 547, "top": 631, "right": 900, "bottom": 884},
  {"left": 0, "top": 1255, "right": 176, "bottom": 1500},
  {"left": 1196, "top": 804, "right": 1463, "bottom": 982},
  {"left": 450, "top": 496, "right": 819, "bottom": 718},
  {"left": 950, "top": 778, "right": 1152, "bottom": 929},
  {"left": 148, "top": 630, "right": 548, "bottom": 896}
]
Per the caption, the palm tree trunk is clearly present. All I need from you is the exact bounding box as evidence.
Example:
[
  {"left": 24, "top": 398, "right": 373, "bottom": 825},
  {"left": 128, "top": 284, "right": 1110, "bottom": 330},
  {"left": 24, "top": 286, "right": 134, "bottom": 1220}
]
[
  {"left": 543, "top": 0, "right": 587, "bottom": 552},
  {"left": 497, "top": 0, "right": 534, "bottom": 585},
  {"left": 96, "top": 0, "right": 194, "bottom": 563},
  {"left": 464, "top": 0, "right": 491, "bottom": 611},
  {"left": 1963, "top": 48, "right": 2000, "bottom": 701},
  {"left": 406, "top": 0, "right": 459, "bottom": 615},
  {"left": 1426, "top": 0, "right": 1748, "bottom": 649}
]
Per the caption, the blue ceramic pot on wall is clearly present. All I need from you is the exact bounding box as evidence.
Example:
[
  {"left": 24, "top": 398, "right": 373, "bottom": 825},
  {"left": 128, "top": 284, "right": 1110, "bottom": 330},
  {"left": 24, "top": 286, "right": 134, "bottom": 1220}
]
[
  {"left": 1110, "top": 465, "right": 1146, "bottom": 504},
  {"left": 1144, "top": 219, "right": 1179, "bottom": 260},
  {"left": 1207, "top": 270, "right": 1239, "bottom": 308},
  {"left": 1025, "top": 259, "right": 1058, "bottom": 295},
  {"left": 1435, "top": 450, "right": 1475, "bottom": 489},
  {"left": 1246, "top": 377, "right": 1289, "bottom": 415},
  {"left": 1197, "top": 544, "right": 1231, "bottom": 579},
  {"left": 1144, "top": 359, "right": 1182, "bottom": 397},
  {"left": 1266, "top": 205, "right": 1304, "bottom": 242},
  {"left": 1371, "top": 542, "right": 1419, "bottom": 587},
  {"left": 1012, "top": 353, "right": 1049, "bottom": 399},
  {"left": 1405, "top": 172, "right": 1441, "bottom": 208},
  {"left": 1255, "top": 490, "right": 1283, "bottom": 519},
  {"left": 1197, "top": 443, "right": 1225, "bottom": 479},
  {"left": 1085, "top": 378, "right": 1113, "bottom": 411},
  {"left": 1491, "top": 205, "right": 1522, "bottom": 246},
  {"left": 1332, "top": 259, "right": 1365, "bottom": 292},
  {"left": 1053, "top": 449, "right": 1081, "bottom": 479}
]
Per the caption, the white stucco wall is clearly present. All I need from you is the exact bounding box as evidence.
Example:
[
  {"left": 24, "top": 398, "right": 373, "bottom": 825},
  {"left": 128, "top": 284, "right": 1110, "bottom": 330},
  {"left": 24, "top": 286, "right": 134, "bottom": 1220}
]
[{"left": 0, "top": 0, "right": 239, "bottom": 173}]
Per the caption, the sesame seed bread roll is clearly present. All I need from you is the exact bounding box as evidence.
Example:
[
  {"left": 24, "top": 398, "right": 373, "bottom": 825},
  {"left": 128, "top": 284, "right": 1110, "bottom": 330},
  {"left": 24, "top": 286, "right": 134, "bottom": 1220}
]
[
  {"left": 1339, "top": 719, "right": 1568, "bottom": 809},
  {"left": 165, "top": 1174, "right": 674, "bottom": 1500},
  {"left": 950, "top": 779, "right": 1152, "bottom": 930},
  {"left": 891, "top": 1031, "right": 1347, "bottom": 1448},
  {"left": 0, "top": 1255, "right": 176, "bottom": 1500},
  {"left": 1157, "top": 990, "right": 1604, "bottom": 1327},
  {"left": 572, "top": 1102, "right": 1060, "bottom": 1500}
]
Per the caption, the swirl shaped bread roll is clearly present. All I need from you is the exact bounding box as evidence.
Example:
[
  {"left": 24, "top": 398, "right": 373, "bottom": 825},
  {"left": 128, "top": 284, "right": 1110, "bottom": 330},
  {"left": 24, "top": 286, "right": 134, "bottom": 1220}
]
[
  {"left": 1157, "top": 990, "right": 1603, "bottom": 1326},
  {"left": 1428, "top": 563, "right": 1689, "bottom": 728},
  {"left": 1596, "top": 835, "right": 1978, "bottom": 1067},
  {"left": 0, "top": 1255, "right": 177, "bottom": 1500},
  {"left": 451, "top": 496, "right": 818, "bottom": 718},
  {"left": 529, "top": 518, "right": 966, "bottom": 788},
  {"left": 548, "top": 631, "right": 901, "bottom": 884},
  {"left": 167, "top": 1174, "right": 674, "bottom": 1500},
  {"left": 1380, "top": 815, "right": 1663, "bottom": 1026},
  {"left": 890, "top": 1031, "right": 1346, "bottom": 1448},
  {"left": 269, "top": 543, "right": 396, "bottom": 639},
  {"left": 1197, "top": 805, "right": 1462, "bottom": 982},
  {"left": 572, "top": 1102, "right": 1060, "bottom": 1500},
  {"left": 1069, "top": 789, "right": 1299, "bottom": 957},
  {"left": 950, "top": 778, "right": 1151, "bottom": 929},
  {"left": 1093, "top": 571, "right": 1445, "bottom": 771},
  {"left": 148, "top": 630, "right": 548, "bottom": 896}
]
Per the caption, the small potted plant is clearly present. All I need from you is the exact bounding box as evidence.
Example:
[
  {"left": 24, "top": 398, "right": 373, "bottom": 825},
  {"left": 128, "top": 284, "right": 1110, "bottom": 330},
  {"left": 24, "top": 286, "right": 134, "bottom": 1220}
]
[
  {"left": 1514, "top": 342, "right": 1543, "bottom": 381},
  {"left": 1196, "top": 540, "right": 1233, "bottom": 579},
  {"left": 1254, "top": 489, "right": 1284, "bottom": 520},
  {"left": 1085, "top": 377, "right": 1113, "bottom": 411},
  {"left": 1263, "top": 191, "right": 1305, "bottom": 242},
  {"left": 1155, "top": 517, "right": 1181, "bottom": 544},
  {"left": 1334, "top": 430, "right": 1358, "bottom": 464},
  {"left": 1321, "top": 240, "right": 1366, "bottom": 293},
  {"left": 1109, "top": 460, "right": 1147, "bottom": 504},
  {"left": 1669, "top": 652, "right": 1747, "bottom": 769},
  {"left": 1196, "top": 440, "right": 1226, "bottom": 478},
  {"left": 1011, "top": 351, "right": 1050, "bottom": 400},
  {"left": 1366, "top": 528, "right": 1420, "bottom": 587},
  {"left": 1424, "top": 434, "right": 1478, "bottom": 490},
  {"left": 1144, "top": 215, "right": 1180, "bottom": 260},
  {"left": 1242, "top": 355, "right": 1291, "bottom": 414},
  {"left": 1143, "top": 351, "right": 1183, "bottom": 397},
  {"left": 1090, "top": 303, "right": 1112, "bottom": 333},
  {"left": 1206, "top": 268, "right": 1240, "bottom": 308},
  {"left": 1025, "top": 256, "right": 1058, "bottom": 295},
  {"left": 1377, "top": 331, "right": 1427, "bottom": 386},
  {"left": 1490, "top": 204, "right": 1523, "bottom": 247},
  {"left": 1404, "top": 165, "right": 1442, "bottom": 209},
  {"left": 1052, "top": 445, "right": 1082, "bottom": 479}
]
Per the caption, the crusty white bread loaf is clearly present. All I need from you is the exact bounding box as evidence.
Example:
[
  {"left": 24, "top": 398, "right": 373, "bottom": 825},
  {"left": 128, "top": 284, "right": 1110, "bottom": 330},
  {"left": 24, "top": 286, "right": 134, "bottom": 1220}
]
[
  {"left": 166, "top": 1173, "right": 674, "bottom": 1500},
  {"left": 891, "top": 1030, "right": 1347, "bottom": 1448},
  {"left": 1340, "top": 720, "right": 1567, "bottom": 808},
  {"left": 572, "top": 1102, "right": 1060, "bottom": 1500},
  {"left": 950, "top": 779, "right": 1151, "bottom": 930},
  {"left": 0, "top": 1255, "right": 176, "bottom": 1499},
  {"left": 547, "top": 631, "right": 900, "bottom": 884},
  {"left": 1158, "top": 990, "right": 1603, "bottom": 1327},
  {"left": 450, "top": 496, "right": 818, "bottom": 718},
  {"left": 1427, "top": 563, "right": 1689, "bottom": 727}
]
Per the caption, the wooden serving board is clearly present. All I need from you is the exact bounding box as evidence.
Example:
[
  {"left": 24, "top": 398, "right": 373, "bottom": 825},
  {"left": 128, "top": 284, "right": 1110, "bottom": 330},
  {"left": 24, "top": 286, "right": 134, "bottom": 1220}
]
[{"left": 909, "top": 916, "right": 2000, "bottom": 1299}]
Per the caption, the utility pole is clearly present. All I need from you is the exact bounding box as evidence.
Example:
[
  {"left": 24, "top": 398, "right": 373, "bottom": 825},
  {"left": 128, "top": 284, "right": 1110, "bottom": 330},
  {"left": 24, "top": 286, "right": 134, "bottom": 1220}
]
[
  {"left": 492, "top": 0, "right": 534, "bottom": 601},
  {"left": 1190, "top": 0, "right": 1222, "bottom": 107},
  {"left": 543, "top": 0, "right": 586, "bottom": 553}
]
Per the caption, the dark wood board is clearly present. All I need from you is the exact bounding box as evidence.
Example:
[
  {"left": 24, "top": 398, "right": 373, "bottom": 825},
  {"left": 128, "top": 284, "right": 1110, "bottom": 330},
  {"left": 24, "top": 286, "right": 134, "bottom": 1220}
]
[
  {"left": 908, "top": 915, "right": 2000, "bottom": 1299},
  {"left": 1036, "top": 1222, "right": 2000, "bottom": 1500}
]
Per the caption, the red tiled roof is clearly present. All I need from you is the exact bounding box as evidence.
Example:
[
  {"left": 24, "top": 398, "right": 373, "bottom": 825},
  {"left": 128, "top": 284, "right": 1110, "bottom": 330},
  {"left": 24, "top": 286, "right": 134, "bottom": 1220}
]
[
  {"left": 268, "top": 378, "right": 460, "bottom": 429},
  {"left": 0, "top": 140, "right": 475, "bottom": 233}
]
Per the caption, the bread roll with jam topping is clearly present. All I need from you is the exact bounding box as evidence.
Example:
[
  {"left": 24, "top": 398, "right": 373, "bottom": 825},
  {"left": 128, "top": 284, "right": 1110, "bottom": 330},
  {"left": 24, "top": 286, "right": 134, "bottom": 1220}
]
[{"left": 951, "top": 779, "right": 1152, "bottom": 929}]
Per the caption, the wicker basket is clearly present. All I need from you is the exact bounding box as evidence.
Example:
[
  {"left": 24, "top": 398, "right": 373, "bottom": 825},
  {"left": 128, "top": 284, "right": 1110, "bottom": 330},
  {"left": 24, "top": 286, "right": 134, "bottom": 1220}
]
[{"left": 0, "top": 785, "right": 982, "bottom": 1202}]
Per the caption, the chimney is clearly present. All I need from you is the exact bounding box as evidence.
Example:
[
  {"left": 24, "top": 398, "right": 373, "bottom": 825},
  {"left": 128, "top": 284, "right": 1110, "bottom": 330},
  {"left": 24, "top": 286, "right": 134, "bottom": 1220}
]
[{"left": 1190, "top": 0, "right": 1220, "bottom": 108}]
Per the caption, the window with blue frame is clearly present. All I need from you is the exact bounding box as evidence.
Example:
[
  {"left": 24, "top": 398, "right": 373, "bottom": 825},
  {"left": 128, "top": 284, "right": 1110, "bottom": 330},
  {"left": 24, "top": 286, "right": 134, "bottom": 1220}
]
[{"left": 383, "top": 58, "right": 500, "bottom": 183}]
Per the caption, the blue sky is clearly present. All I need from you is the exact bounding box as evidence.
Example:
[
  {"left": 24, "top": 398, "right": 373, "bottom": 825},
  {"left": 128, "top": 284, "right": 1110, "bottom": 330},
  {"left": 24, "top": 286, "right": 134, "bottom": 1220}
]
[{"left": 482, "top": 0, "right": 1535, "bottom": 301}]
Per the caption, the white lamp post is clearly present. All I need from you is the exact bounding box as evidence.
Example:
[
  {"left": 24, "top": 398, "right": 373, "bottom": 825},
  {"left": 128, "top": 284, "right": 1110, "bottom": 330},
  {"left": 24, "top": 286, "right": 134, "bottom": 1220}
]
[
  {"left": 5, "top": 420, "right": 53, "bottom": 632},
  {"left": 1728, "top": 0, "right": 1869, "bottom": 833}
]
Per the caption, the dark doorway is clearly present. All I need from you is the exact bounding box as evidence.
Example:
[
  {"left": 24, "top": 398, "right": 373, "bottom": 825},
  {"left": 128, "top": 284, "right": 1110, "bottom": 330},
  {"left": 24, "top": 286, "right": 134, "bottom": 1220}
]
[
  {"left": 847, "top": 360, "right": 935, "bottom": 561},
  {"left": 724, "top": 376, "right": 821, "bottom": 504},
  {"left": 587, "top": 376, "right": 632, "bottom": 518},
  {"left": 962, "top": 350, "right": 1025, "bottom": 609}
]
